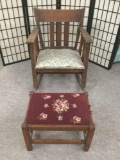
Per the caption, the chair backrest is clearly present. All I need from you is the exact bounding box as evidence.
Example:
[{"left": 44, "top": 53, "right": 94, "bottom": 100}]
[{"left": 34, "top": 8, "right": 85, "bottom": 49}]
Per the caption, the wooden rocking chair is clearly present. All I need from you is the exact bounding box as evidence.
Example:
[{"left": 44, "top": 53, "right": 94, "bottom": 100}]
[{"left": 27, "top": 8, "right": 93, "bottom": 90}]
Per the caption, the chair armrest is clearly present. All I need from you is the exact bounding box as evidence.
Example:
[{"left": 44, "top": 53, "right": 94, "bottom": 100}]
[
  {"left": 27, "top": 28, "right": 39, "bottom": 44},
  {"left": 80, "top": 27, "right": 93, "bottom": 44},
  {"left": 27, "top": 28, "right": 39, "bottom": 67}
]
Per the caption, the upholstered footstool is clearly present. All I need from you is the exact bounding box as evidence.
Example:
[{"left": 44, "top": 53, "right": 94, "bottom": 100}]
[{"left": 21, "top": 92, "right": 95, "bottom": 151}]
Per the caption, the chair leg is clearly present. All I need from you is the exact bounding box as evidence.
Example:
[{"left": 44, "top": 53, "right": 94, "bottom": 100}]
[
  {"left": 33, "top": 73, "right": 38, "bottom": 89},
  {"left": 21, "top": 123, "right": 32, "bottom": 151},
  {"left": 81, "top": 70, "right": 87, "bottom": 90},
  {"left": 83, "top": 125, "right": 95, "bottom": 151},
  {"left": 76, "top": 74, "right": 85, "bottom": 91},
  {"left": 33, "top": 73, "right": 42, "bottom": 90}
]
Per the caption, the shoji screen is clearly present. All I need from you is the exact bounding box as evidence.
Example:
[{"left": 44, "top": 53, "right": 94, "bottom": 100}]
[
  {"left": 90, "top": 0, "right": 120, "bottom": 69},
  {"left": 60, "top": 0, "right": 90, "bottom": 49},
  {"left": 1, "top": 0, "right": 119, "bottom": 68},
  {"left": 0, "top": 0, "right": 29, "bottom": 65},
  {"left": 27, "top": 0, "right": 56, "bottom": 47},
  {"left": 61, "top": 0, "right": 90, "bottom": 27}
]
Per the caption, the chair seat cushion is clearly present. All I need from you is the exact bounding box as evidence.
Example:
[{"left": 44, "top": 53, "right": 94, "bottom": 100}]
[
  {"left": 26, "top": 93, "right": 90, "bottom": 125},
  {"left": 35, "top": 49, "right": 84, "bottom": 69}
]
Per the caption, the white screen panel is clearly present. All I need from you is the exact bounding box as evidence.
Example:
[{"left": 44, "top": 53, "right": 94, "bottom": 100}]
[
  {"left": 90, "top": 0, "right": 120, "bottom": 68},
  {"left": 0, "top": 0, "right": 29, "bottom": 65}
]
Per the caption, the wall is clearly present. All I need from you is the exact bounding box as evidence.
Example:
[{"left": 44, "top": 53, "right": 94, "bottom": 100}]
[{"left": 114, "top": 45, "right": 120, "bottom": 63}]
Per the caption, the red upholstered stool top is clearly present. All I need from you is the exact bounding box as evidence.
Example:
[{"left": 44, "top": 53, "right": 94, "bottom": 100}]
[{"left": 26, "top": 93, "right": 91, "bottom": 125}]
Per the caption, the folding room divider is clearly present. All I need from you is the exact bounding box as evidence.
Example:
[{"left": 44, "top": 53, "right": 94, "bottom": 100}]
[{"left": 0, "top": 0, "right": 120, "bottom": 69}]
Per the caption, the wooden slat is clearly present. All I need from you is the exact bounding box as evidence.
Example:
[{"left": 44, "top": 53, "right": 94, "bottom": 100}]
[
  {"left": 35, "top": 21, "right": 45, "bottom": 49},
  {"left": 28, "top": 124, "right": 89, "bottom": 131},
  {"left": 64, "top": 22, "right": 69, "bottom": 46},
  {"left": 38, "top": 26, "right": 45, "bottom": 49},
  {"left": 79, "top": 36, "right": 84, "bottom": 56},
  {"left": 56, "top": 22, "right": 61, "bottom": 46},
  {"left": 50, "top": 22, "right": 54, "bottom": 46},
  {"left": 34, "top": 8, "right": 85, "bottom": 22},
  {"left": 44, "top": 46, "right": 75, "bottom": 50},
  {"left": 32, "top": 139, "right": 84, "bottom": 144},
  {"left": 74, "top": 23, "right": 81, "bottom": 49},
  {"left": 36, "top": 68, "right": 84, "bottom": 74}
]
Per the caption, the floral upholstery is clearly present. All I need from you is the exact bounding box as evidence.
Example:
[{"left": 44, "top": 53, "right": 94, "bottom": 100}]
[
  {"left": 35, "top": 49, "right": 84, "bottom": 69},
  {"left": 26, "top": 93, "right": 90, "bottom": 125}
]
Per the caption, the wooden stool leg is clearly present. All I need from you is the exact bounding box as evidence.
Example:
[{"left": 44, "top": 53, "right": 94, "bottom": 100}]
[
  {"left": 83, "top": 125, "right": 95, "bottom": 151},
  {"left": 21, "top": 123, "right": 32, "bottom": 151}
]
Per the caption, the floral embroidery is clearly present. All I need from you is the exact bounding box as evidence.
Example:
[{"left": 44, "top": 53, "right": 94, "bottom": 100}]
[
  {"left": 53, "top": 99, "right": 69, "bottom": 114},
  {"left": 38, "top": 113, "right": 48, "bottom": 120},
  {"left": 71, "top": 116, "right": 81, "bottom": 124},
  {"left": 73, "top": 93, "right": 80, "bottom": 97},
  {"left": 57, "top": 115, "right": 63, "bottom": 121},
  {"left": 43, "top": 95, "right": 51, "bottom": 99},
  {"left": 60, "top": 95, "right": 64, "bottom": 98},
  {"left": 72, "top": 103, "right": 77, "bottom": 108},
  {"left": 44, "top": 104, "right": 49, "bottom": 108}
]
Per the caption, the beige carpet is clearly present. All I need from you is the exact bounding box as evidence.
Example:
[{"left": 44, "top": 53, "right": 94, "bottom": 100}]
[{"left": 0, "top": 60, "right": 120, "bottom": 160}]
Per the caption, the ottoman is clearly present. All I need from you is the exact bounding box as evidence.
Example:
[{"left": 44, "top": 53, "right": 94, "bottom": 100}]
[{"left": 21, "top": 92, "right": 95, "bottom": 151}]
